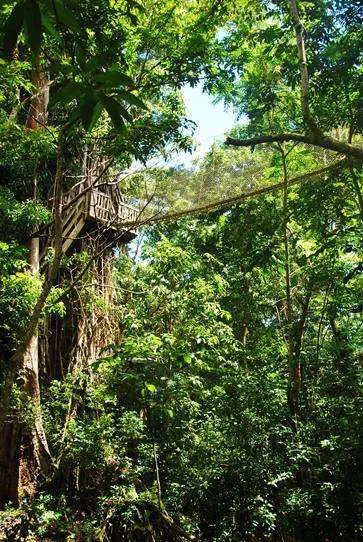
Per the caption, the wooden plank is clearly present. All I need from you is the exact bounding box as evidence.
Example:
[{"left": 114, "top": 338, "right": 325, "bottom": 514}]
[
  {"left": 62, "top": 199, "right": 85, "bottom": 239},
  {"left": 62, "top": 216, "right": 85, "bottom": 252}
]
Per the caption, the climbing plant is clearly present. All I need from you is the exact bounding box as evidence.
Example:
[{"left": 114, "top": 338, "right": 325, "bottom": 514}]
[{"left": 0, "top": 1, "right": 361, "bottom": 540}]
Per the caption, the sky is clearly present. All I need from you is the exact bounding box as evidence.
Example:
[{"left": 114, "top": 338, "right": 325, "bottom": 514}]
[
  {"left": 130, "top": 84, "right": 239, "bottom": 256},
  {"left": 176, "top": 83, "right": 237, "bottom": 165}
]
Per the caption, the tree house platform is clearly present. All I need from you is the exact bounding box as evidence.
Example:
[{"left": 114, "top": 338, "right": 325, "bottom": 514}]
[{"left": 61, "top": 179, "right": 138, "bottom": 252}]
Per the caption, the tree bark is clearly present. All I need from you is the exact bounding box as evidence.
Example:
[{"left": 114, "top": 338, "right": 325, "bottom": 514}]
[
  {"left": 348, "top": 162, "right": 363, "bottom": 219},
  {"left": 279, "top": 148, "right": 311, "bottom": 425},
  {"left": 288, "top": 0, "right": 319, "bottom": 135},
  {"left": 279, "top": 150, "right": 296, "bottom": 421},
  {"left": 26, "top": 55, "right": 49, "bottom": 129},
  {"left": 0, "top": 56, "right": 56, "bottom": 506},
  {"left": 18, "top": 236, "right": 52, "bottom": 499},
  {"left": 287, "top": 294, "right": 311, "bottom": 421}
]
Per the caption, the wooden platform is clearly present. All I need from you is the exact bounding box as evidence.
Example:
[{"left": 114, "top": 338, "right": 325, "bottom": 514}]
[{"left": 61, "top": 179, "right": 138, "bottom": 252}]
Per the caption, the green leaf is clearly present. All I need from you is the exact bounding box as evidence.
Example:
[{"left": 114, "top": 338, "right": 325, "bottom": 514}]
[
  {"left": 95, "top": 70, "right": 134, "bottom": 88},
  {"left": 80, "top": 91, "right": 102, "bottom": 131},
  {"left": 120, "top": 105, "right": 133, "bottom": 123},
  {"left": 88, "top": 101, "right": 103, "bottom": 131},
  {"left": 129, "top": 0, "right": 146, "bottom": 13},
  {"left": 117, "top": 89, "right": 147, "bottom": 110},
  {"left": 24, "top": 0, "right": 42, "bottom": 55},
  {"left": 98, "top": 93, "right": 133, "bottom": 123},
  {"left": 100, "top": 95, "right": 127, "bottom": 133},
  {"left": 85, "top": 54, "right": 109, "bottom": 73},
  {"left": 2, "top": 1, "right": 25, "bottom": 60},
  {"left": 75, "top": 45, "right": 86, "bottom": 67},
  {"left": 52, "top": 82, "right": 85, "bottom": 105},
  {"left": 41, "top": 14, "right": 60, "bottom": 39},
  {"left": 145, "top": 383, "right": 156, "bottom": 393},
  {"left": 52, "top": 0, "right": 81, "bottom": 32},
  {"left": 183, "top": 353, "right": 192, "bottom": 364}
]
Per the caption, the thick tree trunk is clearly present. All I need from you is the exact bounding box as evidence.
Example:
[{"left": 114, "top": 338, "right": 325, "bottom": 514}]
[
  {"left": 0, "top": 57, "right": 53, "bottom": 506},
  {"left": 18, "top": 237, "right": 52, "bottom": 499},
  {"left": 0, "top": 420, "right": 21, "bottom": 506},
  {"left": 0, "top": 241, "right": 45, "bottom": 507},
  {"left": 26, "top": 55, "right": 49, "bottom": 129}
]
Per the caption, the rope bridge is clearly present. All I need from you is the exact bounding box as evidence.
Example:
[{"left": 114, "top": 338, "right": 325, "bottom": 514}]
[
  {"left": 58, "top": 158, "right": 347, "bottom": 252},
  {"left": 120, "top": 159, "right": 348, "bottom": 229}
]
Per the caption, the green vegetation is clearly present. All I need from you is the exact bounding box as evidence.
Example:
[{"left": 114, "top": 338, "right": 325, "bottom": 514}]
[{"left": 0, "top": 0, "right": 361, "bottom": 540}]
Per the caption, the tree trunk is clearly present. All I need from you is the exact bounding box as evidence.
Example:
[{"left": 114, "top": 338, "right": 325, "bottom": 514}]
[
  {"left": 26, "top": 55, "right": 49, "bottom": 129},
  {"left": 287, "top": 295, "right": 311, "bottom": 420},
  {"left": 0, "top": 419, "right": 21, "bottom": 506},
  {"left": 18, "top": 236, "right": 52, "bottom": 499},
  {"left": 0, "top": 56, "right": 52, "bottom": 506},
  {"left": 279, "top": 148, "right": 311, "bottom": 425}
]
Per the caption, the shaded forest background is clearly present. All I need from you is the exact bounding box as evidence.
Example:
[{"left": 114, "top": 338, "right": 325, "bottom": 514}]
[{"left": 0, "top": 0, "right": 362, "bottom": 540}]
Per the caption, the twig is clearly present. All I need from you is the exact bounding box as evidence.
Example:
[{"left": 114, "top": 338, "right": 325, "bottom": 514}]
[{"left": 153, "top": 443, "right": 162, "bottom": 511}]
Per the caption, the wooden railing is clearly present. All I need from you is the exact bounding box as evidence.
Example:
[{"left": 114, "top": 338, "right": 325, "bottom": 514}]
[
  {"left": 116, "top": 201, "right": 139, "bottom": 224},
  {"left": 61, "top": 180, "right": 138, "bottom": 251},
  {"left": 89, "top": 189, "right": 139, "bottom": 226},
  {"left": 90, "top": 190, "right": 111, "bottom": 222}
]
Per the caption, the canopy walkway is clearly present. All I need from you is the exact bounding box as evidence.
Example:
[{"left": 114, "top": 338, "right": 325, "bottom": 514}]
[
  {"left": 119, "top": 159, "right": 347, "bottom": 229},
  {"left": 57, "top": 157, "right": 346, "bottom": 254}
]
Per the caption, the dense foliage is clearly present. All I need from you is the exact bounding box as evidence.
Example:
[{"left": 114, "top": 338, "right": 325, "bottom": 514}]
[{"left": 0, "top": 0, "right": 361, "bottom": 540}]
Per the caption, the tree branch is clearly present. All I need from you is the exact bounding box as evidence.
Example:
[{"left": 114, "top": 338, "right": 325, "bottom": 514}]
[
  {"left": 224, "top": 1, "right": 363, "bottom": 162},
  {"left": 225, "top": 134, "right": 363, "bottom": 160},
  {"left": 288, "top": 0, "right": 320, "bottom": 135},
  {"left": 61, "top": 158, "right": 114, "bottom": 213}
]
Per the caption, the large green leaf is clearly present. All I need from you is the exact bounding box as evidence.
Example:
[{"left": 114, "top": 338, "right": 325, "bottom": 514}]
[
  {"left": 117, "top": 104, "right": 133, "bottom": 124},
  {"left": 80, "top": 91, "right": 101, "bottom": 131},
  {"left": 95, "top": 70, "right": 134, "bottom": 88},
  {"left": 100, "top": 95, "right": 128, "bottom": 133},
  {"left": 2, "top": 1, "right": 25, "bottom": 60},
  {"left": 52, "top": 82, "right": 85, "bottom": 105},
  {"left": 51, "top": 0, "right": 81, "bottom": 32},
  {"left": 87, "top": 101, "right": 103, "bottom": 131},
  {"left": 117, "top": 89, "right": 147, "bottom": 110},
  {"left": 85, "top": 54, "right": 109, "bottom": 73},
  {"left": 24, "top": 0, "right": 42, "bottom": 55},
  {"left": 41, "top": 14, "right": 60, "bottom": 40}
]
